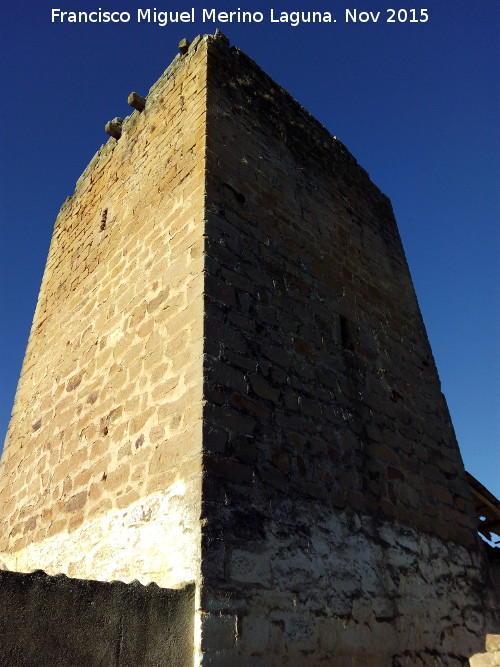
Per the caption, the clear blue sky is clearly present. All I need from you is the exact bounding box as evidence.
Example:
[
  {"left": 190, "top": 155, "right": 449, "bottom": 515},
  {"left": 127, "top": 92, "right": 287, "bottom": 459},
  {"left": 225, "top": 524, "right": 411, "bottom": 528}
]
[{"left": 1, "top": 1, "right": 498, "bottom": 499}]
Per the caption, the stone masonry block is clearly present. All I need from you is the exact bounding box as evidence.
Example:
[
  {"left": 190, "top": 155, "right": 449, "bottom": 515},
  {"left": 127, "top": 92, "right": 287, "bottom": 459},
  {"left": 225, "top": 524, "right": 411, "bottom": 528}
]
[{"left": 201, "top": 613, "right": 237, "bottom": 651}]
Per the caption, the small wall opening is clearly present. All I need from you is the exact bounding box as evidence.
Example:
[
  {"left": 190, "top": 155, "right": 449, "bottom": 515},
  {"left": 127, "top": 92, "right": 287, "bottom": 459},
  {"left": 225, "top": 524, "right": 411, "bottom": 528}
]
[{"left": 339, "top": 314, "right": 354, "bottom": 350}]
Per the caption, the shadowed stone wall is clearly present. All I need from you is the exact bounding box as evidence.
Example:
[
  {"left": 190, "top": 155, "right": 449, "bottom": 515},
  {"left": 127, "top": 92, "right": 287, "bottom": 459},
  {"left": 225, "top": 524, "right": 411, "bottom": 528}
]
[{"left": 199, "top": 33, "right": 499, "bottom": 665}]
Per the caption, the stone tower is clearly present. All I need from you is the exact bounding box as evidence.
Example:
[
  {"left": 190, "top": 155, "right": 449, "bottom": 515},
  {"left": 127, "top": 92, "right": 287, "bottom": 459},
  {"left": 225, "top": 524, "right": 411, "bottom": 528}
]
[{"left": 0, "top": 32, "right": 497, "bottom": 665}]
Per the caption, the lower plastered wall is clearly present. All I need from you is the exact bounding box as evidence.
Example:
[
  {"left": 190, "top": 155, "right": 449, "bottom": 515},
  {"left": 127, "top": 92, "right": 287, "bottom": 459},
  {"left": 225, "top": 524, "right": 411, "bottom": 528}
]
[
  {"left": 0, "top": 483, "right": 199, "bottom": 588},
  {"left": 0, "top": 570, "right": 194, "bottom": 667},
  {"left": 200, "top": 502, "right": 498, "bottom": 666}
]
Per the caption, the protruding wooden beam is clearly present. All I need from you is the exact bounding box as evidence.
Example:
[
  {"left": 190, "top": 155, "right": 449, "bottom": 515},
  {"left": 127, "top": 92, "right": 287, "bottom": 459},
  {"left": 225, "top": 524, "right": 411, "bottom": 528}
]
[
  {"left": 105, "top": 117, "right": 123, "bottom": 139},
  {"left": 178, "top": 38, "right": 190, "bottom": 54},
  {"left": 128, "top": 92, "right": 146, "bottom": 112}
]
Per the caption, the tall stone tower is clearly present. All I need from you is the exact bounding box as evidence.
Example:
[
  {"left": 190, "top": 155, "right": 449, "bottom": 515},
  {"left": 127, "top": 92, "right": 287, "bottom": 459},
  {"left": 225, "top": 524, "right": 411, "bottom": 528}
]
[{"left": 0, "top": 32, "right": 497, "bottom": 665}]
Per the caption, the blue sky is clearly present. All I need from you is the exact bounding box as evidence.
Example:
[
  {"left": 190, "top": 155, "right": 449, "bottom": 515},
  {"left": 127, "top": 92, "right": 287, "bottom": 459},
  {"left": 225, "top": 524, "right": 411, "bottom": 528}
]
[{"left": 1, "top": 1, "right": 498, "bottom": 499}]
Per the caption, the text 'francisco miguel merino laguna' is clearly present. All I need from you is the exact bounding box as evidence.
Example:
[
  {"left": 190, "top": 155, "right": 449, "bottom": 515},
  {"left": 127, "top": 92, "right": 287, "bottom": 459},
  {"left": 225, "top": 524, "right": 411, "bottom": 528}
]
[
  {"left": 51, "top": 8, "right": 336, "bottom": 26},
  {"left": 51, "top": 8, "right": 430, "bottom": 26}
]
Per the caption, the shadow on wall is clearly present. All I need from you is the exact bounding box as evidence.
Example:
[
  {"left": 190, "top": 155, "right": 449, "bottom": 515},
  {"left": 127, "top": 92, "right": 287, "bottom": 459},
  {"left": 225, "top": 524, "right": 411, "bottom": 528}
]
[{"left": 0, "top": 569, "right": 194, "bottom": 667}]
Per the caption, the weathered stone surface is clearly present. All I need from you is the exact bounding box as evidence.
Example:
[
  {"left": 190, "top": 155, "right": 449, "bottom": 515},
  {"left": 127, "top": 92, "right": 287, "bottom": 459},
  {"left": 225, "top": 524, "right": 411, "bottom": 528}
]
[
  {"left": 487, "top": 636, "right": 500, "bottom": 653},
  {"left": 0, "top": 38, "right": 206, "bottom": 591},
  {"left": 198, "top": 33, "right": 499, "bottom": 665},
  {"left": 470, "top": 653, "right": 496, "bottom": 667}
]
